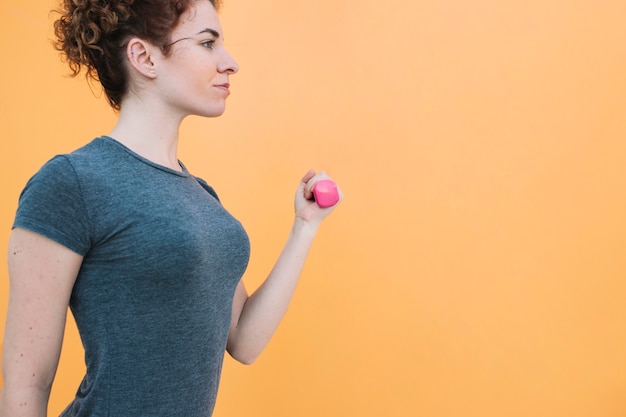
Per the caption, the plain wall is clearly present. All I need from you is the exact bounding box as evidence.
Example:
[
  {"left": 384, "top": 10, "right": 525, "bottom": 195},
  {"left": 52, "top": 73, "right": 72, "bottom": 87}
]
[{"left": 1, "top": 0, "right": 626, "bottom": 416}]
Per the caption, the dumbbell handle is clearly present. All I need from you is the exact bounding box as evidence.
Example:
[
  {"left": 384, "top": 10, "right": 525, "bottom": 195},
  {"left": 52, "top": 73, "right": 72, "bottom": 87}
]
[{"left": 312, "top": 179, "right": 340, "bottom": 208}]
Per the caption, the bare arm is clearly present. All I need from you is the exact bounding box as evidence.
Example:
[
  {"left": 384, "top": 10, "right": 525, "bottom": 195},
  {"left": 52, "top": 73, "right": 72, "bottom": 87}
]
[
  {"left": 226, "top": 170, "right": 342, "bottom": 364},
  {"left": 0, "top": 229, "right": 83, "bottom": 417}
]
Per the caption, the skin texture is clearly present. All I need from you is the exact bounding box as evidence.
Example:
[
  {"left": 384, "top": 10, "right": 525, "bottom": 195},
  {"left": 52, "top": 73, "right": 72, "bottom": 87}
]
[{"left": 0, "top": 1, "right": 342, "bottom": 416}]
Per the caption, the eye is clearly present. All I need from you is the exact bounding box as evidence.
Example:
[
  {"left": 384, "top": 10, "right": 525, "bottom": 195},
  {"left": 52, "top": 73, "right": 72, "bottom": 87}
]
[{"left": 200, "top": 40, "right": 216, "bottom": 49}]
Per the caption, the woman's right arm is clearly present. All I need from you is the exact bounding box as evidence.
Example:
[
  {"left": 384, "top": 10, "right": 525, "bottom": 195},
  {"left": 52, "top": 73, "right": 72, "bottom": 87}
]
[{"left": 0, "top": 228, "right": 83, "bottom": 417}]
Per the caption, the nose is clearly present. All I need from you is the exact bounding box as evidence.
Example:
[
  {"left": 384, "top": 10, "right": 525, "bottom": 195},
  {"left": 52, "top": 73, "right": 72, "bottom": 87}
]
[{"left": 218, "top": 48, "right": 239, "bottom": 74}]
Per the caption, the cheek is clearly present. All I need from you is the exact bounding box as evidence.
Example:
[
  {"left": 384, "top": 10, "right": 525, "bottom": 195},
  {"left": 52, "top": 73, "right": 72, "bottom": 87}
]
[{"left": 185, "top": 58, "right": 218, "bottom": 84}]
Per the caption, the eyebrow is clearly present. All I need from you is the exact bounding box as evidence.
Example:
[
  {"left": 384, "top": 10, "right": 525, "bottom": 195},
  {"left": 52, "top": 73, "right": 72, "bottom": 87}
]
[
  {"left": 166, "top": 28, "right": 222, "bottom": 47},
  {"left": 198, "top": 28, "right": 220, "bottom": 38}
]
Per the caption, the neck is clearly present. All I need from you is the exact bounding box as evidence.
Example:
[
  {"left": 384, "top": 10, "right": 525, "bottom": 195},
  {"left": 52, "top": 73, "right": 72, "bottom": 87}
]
[{"left": 108, "top": 97, "right": 185, "bottom": 172}]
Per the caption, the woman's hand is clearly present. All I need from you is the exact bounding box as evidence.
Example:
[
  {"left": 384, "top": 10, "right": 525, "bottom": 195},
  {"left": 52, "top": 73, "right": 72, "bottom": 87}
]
[{"left": 294, "top": 169, "right": 343, "bottom": 225}]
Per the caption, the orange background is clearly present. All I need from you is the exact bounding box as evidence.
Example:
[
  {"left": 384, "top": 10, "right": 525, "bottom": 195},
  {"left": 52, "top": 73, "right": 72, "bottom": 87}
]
[{"left": 2, "top": 0, "right": 626, "bottom": 416}]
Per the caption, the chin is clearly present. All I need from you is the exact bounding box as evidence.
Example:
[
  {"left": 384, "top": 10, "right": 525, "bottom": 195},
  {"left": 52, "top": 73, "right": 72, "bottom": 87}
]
[{"left": 199, "top": 103, "right": 227, "bottom": 118}]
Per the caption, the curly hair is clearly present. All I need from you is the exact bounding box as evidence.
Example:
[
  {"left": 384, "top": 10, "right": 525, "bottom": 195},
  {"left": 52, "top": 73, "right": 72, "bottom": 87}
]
[{"left": 53, "top": 0, "right": 222, "bottom": 110}]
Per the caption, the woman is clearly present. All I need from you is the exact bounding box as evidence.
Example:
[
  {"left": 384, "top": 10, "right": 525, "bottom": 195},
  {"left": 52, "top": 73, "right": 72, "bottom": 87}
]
[{"left": 0, "top": 0, "right": 342, "bottom": 415}]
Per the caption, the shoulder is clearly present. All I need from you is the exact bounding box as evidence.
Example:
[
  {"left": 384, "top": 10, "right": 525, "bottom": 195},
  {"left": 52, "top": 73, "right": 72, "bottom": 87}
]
[
  {"left": 23, "top": 155, "right": 79, "bottom": 196},
  {"left": 64, "top": 137, "right": 117, "bottom": 170},
  {"left": 21, "top": 138, "right": 104, "bottom": 189},
  {"left": 14, "top": 141, "right": 104, "bottom": 256},
  {"left": 32, "top": 137, "right": 107, "bottom": 174},
  {"left": 16, "top": 137, "right": 115, "bottom": 223}
]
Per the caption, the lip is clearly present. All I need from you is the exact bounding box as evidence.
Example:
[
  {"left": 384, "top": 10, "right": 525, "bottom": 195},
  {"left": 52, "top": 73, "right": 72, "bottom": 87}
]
[{"left": 214, "top": 83, "right": 230, "bottom": 93}]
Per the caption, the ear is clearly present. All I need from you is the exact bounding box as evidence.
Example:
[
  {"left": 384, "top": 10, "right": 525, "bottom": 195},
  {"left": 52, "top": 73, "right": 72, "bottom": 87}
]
[{"left": 126, "top": 38, "right": 158, "bottom": 79}]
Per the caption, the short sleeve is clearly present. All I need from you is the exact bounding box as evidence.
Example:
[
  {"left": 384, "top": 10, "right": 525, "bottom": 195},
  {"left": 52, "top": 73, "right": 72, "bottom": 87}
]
[{"left": 13, "top": 155, "right": 92, "bottom": 255}]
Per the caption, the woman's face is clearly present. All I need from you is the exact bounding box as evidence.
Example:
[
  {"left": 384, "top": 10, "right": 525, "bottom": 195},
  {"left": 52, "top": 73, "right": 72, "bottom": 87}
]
[{"left": 155, "top": 0, "right": 238, "bottom": 118}]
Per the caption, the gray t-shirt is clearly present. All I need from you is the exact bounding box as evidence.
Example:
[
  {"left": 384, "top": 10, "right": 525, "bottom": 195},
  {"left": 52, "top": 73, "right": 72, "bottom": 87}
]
[{"left": 13, "top": 136, "right": 250, "bottom": 417}]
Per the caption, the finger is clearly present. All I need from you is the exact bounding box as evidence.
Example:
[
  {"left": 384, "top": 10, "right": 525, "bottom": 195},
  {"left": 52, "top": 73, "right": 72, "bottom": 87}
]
[
  {"left": 300, "top": 169, "right": 316, "bottom": 185},
  {"left": 304, "top": 171, "right": 330, "bottom": 195},
  {"left": 300, "top": 169, "right": 318, "bottom": 200}
]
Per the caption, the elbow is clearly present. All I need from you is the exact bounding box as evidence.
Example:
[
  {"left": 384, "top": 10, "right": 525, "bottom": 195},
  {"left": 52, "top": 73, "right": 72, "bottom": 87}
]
[
  {"left": 227, "top": 346, "right": 259, "bottom": 365},
  {"left": 226, "top": 325, "right": 271, "bottom": 365},
  {"left": 226, "top": 335, "right": 261, "bottom": 365},
  {"left": 234, "top": 355, "right": 258, "bottom": 366}
]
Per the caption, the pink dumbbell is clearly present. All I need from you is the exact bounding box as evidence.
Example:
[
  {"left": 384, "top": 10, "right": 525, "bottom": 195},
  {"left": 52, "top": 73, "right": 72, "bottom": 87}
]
[{"left": 312, "top": 179, "right": 340, "bottom": 208}]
